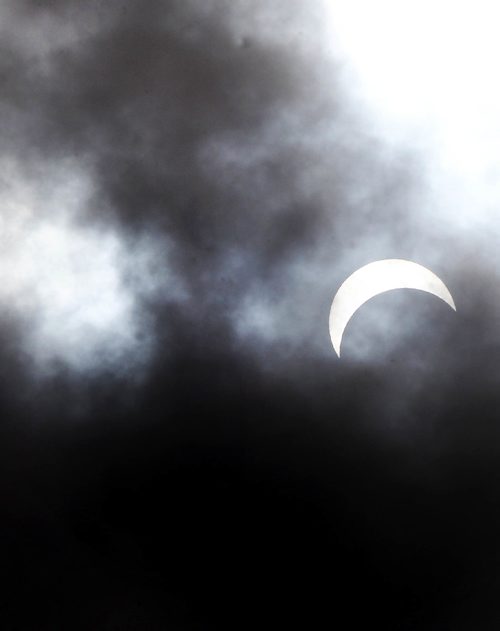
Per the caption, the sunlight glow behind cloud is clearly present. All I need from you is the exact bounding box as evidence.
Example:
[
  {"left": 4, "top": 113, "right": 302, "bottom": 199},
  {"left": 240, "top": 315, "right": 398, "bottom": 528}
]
[{"left": 327, "top": 0, "right": 500, "bottom": 234}]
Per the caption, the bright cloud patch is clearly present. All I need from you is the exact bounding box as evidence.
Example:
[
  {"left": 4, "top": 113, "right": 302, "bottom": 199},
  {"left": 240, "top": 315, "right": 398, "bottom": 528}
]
[
  {"left": 326, "top": 0, "right": 500, "bottom": 236},
  {"left": 0, "top": 161, "right": 181, "bottom": 376}
]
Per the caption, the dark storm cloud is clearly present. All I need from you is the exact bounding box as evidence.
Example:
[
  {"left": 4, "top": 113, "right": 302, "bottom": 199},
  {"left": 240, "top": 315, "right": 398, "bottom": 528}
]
[{"left": 1, "top": 1, "right": 500, "bottom": 629}]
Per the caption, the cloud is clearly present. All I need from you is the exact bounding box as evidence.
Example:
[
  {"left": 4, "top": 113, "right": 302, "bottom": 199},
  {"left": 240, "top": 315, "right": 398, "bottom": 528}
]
[
  {"left": 0, "top": 0, "right": 426, "bottom": 381},
  {"left": 1, "top": 2, "right": 500, "bottom": 628}
]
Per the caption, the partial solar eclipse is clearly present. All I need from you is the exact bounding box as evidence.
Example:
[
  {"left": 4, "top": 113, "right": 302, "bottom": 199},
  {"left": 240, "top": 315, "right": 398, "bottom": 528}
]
[{"left": 329, "top": 259, "right": 456, "bottom": 357}]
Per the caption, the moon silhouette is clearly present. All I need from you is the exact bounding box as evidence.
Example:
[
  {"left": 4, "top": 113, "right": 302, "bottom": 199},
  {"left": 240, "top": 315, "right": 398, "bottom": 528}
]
[{"left": 329, "top": 259, "right": 456, "bottom": 357}]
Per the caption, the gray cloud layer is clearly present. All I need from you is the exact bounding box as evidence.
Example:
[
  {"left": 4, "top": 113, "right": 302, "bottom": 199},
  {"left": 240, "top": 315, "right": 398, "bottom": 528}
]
[
  {"left": 0, "top": 0, "right": 437, "bottom": 376},
  {"left": 2, "top": 0, "right": 499, "bottom": 477}
]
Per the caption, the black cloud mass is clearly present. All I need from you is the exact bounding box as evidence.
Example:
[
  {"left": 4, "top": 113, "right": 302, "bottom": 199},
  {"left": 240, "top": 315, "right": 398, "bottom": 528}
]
[{"left": 0, "top": 1, "right": 499, "bottom": 629}]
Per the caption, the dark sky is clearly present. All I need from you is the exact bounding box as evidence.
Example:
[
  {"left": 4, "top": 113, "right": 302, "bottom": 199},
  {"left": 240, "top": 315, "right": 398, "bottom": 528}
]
[{"left": 1, "top": 1, "right": 500, "bottom": 629}]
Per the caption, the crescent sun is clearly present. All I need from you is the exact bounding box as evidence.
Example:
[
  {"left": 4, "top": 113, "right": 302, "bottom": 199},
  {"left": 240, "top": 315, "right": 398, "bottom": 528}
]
[{"left": 329, "top": 259, "right": 456, "bottom": 357}]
